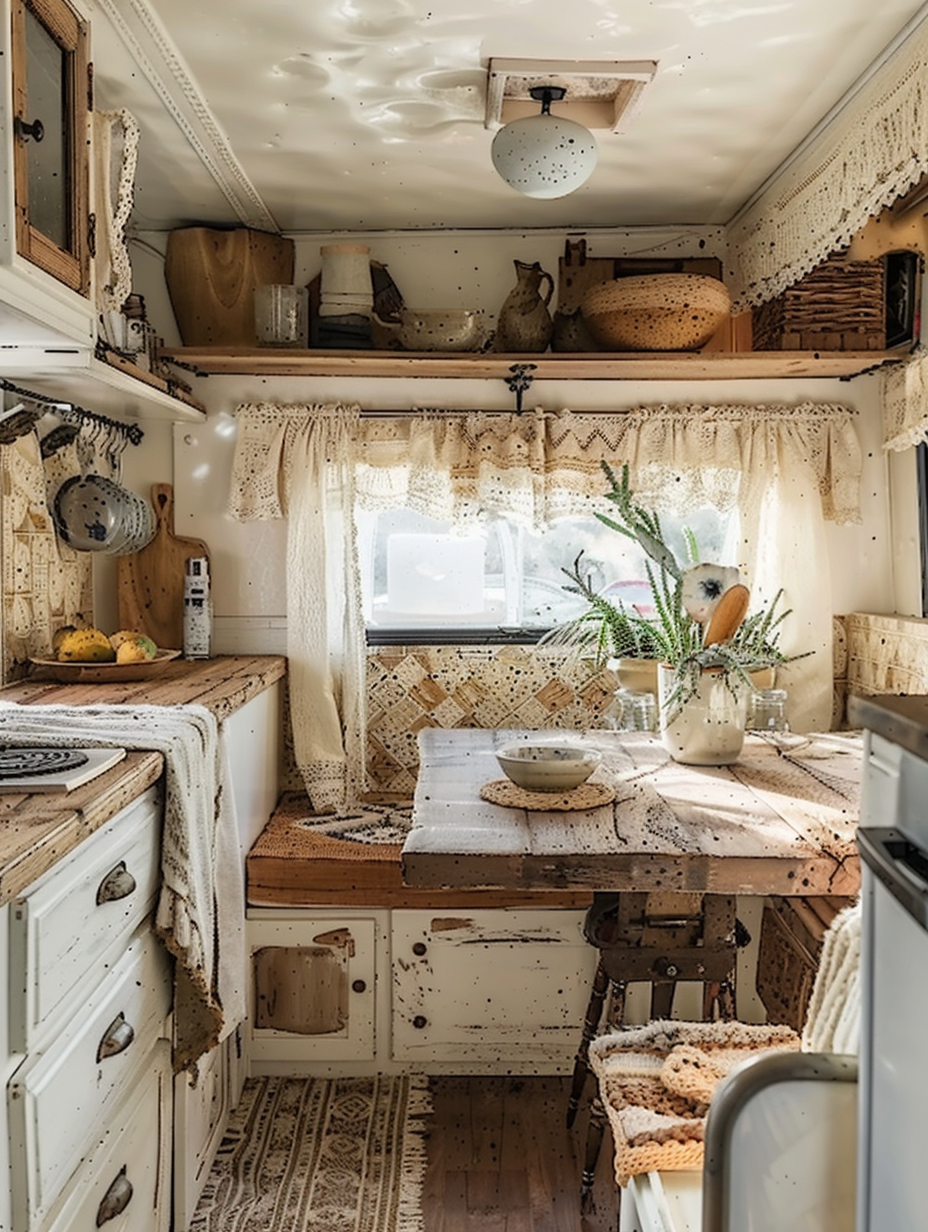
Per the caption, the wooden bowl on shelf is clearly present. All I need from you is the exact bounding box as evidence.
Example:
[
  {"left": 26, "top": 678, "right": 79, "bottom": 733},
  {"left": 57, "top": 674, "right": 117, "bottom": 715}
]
[{"left": 582, "top": 273, "right": 731, "bottom": 351}]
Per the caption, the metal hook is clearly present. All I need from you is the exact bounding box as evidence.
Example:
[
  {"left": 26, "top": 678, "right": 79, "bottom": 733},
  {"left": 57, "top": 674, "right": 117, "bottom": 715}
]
[{"left": 504, "top": 363, "right": 537, "bottom": 414}]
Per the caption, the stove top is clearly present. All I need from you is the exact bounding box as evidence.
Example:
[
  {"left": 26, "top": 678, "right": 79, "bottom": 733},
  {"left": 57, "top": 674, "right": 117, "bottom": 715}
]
[{"left": 0, "top": 747, "right": 128, "bottom": 793}]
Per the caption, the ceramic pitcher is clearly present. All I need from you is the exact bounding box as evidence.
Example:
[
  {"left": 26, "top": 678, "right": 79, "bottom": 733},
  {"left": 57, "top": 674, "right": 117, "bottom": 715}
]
[{"left": 495, "top": 260, "right": 555, "bottom": 352}]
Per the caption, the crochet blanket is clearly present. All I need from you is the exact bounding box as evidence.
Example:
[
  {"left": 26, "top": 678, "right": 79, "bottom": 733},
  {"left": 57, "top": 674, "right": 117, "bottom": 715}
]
[
  {"left": 802, "top": 899, "right": 861, "bottom": 1055},
  {"left": 0, "top": 702, "right": 246, "bottom": 1074},
  {"left": 588, "top": 1019, "right": 800, "bottom": 1185}
]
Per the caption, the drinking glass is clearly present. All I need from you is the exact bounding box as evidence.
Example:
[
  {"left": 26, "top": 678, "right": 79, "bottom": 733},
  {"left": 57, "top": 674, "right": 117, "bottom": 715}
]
[{"left": 254, "top": 284, "right": 308, "bottom": 347}]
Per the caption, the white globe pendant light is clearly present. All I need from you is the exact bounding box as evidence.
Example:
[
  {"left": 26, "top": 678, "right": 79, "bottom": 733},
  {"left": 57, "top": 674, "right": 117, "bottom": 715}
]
[{"left": 491, "top": 86, "right": 598, "bottom": 199}]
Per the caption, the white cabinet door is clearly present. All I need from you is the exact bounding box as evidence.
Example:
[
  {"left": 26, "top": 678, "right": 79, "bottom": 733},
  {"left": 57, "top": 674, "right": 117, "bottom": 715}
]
[
  {"left": 173, "top": 1036, "right": 232, "bottom": 1232},
  {"left": 392, "top": 909, "right": 597, "bottom": 1070},
  {"left": 247, "top": 916, "right": 376, "bottom": 1067}
]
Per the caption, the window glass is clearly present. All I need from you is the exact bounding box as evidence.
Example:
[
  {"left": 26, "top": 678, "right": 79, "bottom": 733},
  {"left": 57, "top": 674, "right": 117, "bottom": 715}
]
[{"left": 359, "top": 503, "right": 738, "bottom": 641}]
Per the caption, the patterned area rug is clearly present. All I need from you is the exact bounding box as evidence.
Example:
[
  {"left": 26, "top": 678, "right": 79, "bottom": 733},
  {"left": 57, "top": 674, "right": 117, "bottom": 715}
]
[{"left": 191, "top": 1075, "right": 431, "bottom": 1232}]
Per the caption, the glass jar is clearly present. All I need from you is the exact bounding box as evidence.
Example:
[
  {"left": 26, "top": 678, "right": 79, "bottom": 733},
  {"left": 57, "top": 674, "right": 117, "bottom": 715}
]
[
  {"left": 748, "top": 688, "right": 789, "bottom": 733},
  {"left": 254, "top": 284, "right": 308, "bottom": 347},
  {"left": 604, "top": 687, "right": 657, "bottom": 732}
]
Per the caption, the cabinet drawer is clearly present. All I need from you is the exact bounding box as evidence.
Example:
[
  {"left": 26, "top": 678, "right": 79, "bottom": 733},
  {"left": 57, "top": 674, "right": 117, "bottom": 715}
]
[
  {"left": 9, "top": 786, "right": 161, "bottom": 1051},
  {"left": 9, "top": 929, "right": 171, "bottom": 1231},
  {"left": 40, "top": 1040, "right": 172, "bottom": 1232}
]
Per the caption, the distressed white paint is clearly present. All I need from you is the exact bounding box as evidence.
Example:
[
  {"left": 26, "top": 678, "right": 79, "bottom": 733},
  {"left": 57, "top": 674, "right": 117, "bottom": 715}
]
[{"left": 86, "top": 0, "right": 928, "bottom": 232}]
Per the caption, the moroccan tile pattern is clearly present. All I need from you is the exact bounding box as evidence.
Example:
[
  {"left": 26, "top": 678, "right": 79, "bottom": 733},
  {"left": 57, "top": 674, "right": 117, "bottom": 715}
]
[
  {"left": 0, "top": 437, "right": 92, "bottom": 683},
  {"left": 366, "top": 645, "right": 617, "bottom": 798}
]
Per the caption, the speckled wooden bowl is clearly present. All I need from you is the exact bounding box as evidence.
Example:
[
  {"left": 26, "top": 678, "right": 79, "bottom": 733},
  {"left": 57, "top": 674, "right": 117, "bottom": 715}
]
[{"left": 581, "top": 273, "right": 731, "bottom": 351}]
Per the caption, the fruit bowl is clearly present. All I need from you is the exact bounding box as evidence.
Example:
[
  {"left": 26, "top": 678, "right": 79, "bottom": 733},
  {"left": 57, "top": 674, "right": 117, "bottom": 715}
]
[
  {"left": 28, "top": 649, "right": 182, "bottom": 683},
  {"left": 495, "top": 742, "right": 602, "bottom": 792}
]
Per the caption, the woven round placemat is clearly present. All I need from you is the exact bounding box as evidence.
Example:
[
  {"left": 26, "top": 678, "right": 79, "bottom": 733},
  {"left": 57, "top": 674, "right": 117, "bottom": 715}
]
[{"left": 480, "top": 779, "right": 615, "bottom": 811}]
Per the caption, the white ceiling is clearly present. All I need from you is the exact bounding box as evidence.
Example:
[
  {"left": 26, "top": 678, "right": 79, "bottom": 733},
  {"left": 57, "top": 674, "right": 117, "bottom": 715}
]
[{"left": 89, "top": 0, "right": 928, "bottom": 235}]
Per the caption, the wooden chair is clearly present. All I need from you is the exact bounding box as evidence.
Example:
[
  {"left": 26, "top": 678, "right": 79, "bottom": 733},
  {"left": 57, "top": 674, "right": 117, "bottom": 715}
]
[{"left": 568, "top": 891, "right": 745, "bottom": 1211}]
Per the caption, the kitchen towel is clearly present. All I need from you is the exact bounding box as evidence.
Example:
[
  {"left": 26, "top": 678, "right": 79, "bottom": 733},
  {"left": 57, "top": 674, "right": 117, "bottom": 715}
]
[{"left": 0, "top": 701, "right": 246, "bottom": 1074}]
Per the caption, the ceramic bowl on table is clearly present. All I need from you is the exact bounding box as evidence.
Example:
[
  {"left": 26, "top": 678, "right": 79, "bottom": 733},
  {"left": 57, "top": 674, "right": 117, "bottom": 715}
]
[{"left": 495, "top": 743, "right": 602, "bottom": 792}]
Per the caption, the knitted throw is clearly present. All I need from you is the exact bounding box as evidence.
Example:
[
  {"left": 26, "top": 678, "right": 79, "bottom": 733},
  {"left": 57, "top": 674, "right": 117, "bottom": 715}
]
[
  {"left": 588, "top": 1020, "right": 800, "bottom": 1185},
  {"left": 802, "top": 900, "right": 861, "bottom": 1055}
]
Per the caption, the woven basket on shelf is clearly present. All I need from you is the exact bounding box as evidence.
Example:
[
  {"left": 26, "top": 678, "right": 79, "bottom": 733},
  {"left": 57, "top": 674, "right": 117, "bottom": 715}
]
[{"left": 581, "top": 272, "right": 731, "bottom": 351}]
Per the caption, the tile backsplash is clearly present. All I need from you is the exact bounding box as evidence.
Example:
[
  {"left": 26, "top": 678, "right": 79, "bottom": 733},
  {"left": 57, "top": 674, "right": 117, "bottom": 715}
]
[{"left": 365, "top": 644, "right": 616, "bottom": 798}]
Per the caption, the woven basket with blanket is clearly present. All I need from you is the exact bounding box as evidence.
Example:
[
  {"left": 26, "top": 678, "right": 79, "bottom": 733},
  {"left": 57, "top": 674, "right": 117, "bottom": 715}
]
[{"left": 588, "top": 1019, "right": 800, "bottom": 1185}]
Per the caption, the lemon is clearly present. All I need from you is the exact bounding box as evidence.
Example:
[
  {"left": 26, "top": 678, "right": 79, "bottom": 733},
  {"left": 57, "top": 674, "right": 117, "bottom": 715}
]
[{"left": 57, "top": 628, "right": 116, "bottom": 663}]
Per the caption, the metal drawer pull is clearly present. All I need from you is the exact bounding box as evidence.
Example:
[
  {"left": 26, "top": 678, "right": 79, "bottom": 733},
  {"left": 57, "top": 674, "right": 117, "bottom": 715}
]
[
  {"left": 97, "top": 1012, "right": 135, "bottom": 1062},
  {"left": 96, "top": 862, "right": 136, "bottom": 905},
  {"left": 96, "top": 1167, "right": 132, "bottom": 1225}
]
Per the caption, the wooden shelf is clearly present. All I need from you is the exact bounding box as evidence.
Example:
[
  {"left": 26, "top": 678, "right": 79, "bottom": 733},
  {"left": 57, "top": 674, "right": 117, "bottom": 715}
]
[{"left": 159, "top": 346, "right": 902, "bottom": 381}]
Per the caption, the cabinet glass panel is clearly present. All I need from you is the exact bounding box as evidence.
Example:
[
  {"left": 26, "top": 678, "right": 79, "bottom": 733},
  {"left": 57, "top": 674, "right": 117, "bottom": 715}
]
[
  {"left": 11, "top": 0, "right": 89, "bottom": 293},
  {"left": 23, "top": 7, "right": 69, "bottom": 250}
]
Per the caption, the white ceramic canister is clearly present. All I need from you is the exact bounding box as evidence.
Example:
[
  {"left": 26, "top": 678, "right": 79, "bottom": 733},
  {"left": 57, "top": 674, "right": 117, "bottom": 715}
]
[
  {"left": 657, "top": 664, "right": 748, "bottom": 765},
  {"left": 319, "top": 243, "right": 373, "bottom": 318}
]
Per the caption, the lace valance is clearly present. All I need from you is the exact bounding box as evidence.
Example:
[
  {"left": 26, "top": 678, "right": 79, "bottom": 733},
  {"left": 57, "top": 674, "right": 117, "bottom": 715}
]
[
  {"left": 729, "top": 12, "right": 928, "bottom": 308},
  {"left": 229, "top": 402, "right": 862, "bottom": 528}
]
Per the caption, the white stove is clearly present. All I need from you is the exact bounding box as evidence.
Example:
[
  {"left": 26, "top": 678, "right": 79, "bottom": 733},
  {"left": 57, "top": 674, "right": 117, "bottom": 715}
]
[{"left": 0, "top": 747, "right": 128, "bottom": 793}]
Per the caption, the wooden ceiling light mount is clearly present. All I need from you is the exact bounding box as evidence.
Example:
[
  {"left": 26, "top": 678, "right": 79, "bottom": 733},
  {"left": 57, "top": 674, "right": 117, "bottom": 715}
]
[{"left": 485, "top": 57, "right": 658, "bottom": 133}]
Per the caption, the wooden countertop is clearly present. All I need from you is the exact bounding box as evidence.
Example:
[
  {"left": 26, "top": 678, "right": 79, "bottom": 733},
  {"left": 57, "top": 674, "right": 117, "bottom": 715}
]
[
  {"left": 0, "top": 655, "right": 287, "bottom": 906},
  {"left": 402, "top": 729, "right": 863, "bottom": 896},
  {"left": 1, "top": 654, "right": 286, "bottom": 720},
  {"left": 0, "top": 751, "right": 164, "bottom": 905}
]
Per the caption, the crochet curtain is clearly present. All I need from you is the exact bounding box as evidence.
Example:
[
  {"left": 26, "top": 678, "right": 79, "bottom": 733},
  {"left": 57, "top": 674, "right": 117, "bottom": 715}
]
[
  {"left": 229, "top": 402, "right": 861, "bottom": 809},
  {"left": 729, "top": 12, "right": 928, "bottom": 308}
]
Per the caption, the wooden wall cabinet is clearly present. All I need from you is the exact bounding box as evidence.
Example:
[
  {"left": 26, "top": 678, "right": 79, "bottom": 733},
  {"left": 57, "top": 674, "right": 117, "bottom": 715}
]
[{"left": 10, "top": 0, "right": 90, "bottom": 296}]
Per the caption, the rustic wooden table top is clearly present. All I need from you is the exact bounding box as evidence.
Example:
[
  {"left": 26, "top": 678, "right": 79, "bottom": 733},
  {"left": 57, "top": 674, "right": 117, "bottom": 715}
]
[{"left": 401, "top": 729, "right": 863, "bottom": 896}]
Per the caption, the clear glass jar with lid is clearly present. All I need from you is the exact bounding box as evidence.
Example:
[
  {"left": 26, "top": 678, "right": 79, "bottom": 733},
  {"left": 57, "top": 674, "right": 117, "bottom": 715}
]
[{"left": 748, "top": 687, "right": 789, "bottom": 733}]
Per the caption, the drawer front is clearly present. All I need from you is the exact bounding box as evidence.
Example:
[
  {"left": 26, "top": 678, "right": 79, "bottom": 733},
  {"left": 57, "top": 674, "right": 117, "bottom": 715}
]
[
  {"left": 41, "top": 1039, "right": 172, "bottom": 1232},
  {"left": 9, "top": 786, "right": 161, "bottom": 1051},
  {"left": 9, "top": 929, "right": 171, "bottom": 1230}
]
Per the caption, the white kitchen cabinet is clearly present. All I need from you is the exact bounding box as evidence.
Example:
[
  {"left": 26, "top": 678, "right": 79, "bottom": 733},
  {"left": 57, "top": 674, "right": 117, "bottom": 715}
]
[
  {"left": 39, "top": 1039, "right": 172, "bottom": 1232},
  {"left": 392, "top": 908, "right": 597, "bottom": 1072},
  {"left": 173, "top": 1034, "right": 236, "bottom": 1232},
  {"left": 5, "top": 786, "right": 172, "bottom": 1232},
  {"left": 246, "top": 911, "right": 380, "bottom": 1072}
]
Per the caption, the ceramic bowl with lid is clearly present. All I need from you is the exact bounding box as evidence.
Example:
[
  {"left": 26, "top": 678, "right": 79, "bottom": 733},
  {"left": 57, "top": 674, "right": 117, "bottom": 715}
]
[{"left": 495, "top": 743, "right": 602, "bottom": 792}]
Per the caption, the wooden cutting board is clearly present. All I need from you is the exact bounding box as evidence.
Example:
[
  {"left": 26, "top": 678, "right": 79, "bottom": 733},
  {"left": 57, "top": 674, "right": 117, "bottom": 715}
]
[{"left": 116, "top": 483, "right": 210, "bottom": 650}]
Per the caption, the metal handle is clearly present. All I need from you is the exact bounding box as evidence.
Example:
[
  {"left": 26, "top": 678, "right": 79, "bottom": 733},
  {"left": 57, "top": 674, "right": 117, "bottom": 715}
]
[
  {"left": 14, "top": 116, "right": 44, "bottom": 143},
  {"left": 96, "top": 862, "right": 136, "bottom": 905},
  {"left": 96, "top": 1167, "right": 132, "bottom": 1225},
  {"left": 96, "top": 1012, "right": 135, "bottom": 1062},
  {"left": 858, "top": 825, "right": 928, "bottom": 929}
]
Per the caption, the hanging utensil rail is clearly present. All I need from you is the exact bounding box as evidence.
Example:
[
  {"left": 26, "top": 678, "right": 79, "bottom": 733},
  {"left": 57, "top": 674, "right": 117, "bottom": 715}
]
[{"left": 0, "top": 378, "right": 145, "bottom": 446}]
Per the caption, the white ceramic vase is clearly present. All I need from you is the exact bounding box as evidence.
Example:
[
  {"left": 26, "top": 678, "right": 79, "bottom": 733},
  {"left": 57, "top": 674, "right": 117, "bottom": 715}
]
[{"left": 657, "top": 664, "right": 748, "bottom": 765}]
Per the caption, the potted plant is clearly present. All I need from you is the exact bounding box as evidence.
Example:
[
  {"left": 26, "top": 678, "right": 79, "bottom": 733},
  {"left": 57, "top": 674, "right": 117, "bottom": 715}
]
[{"left": 546, "top": 463, "right": 801, "bottom": 764}]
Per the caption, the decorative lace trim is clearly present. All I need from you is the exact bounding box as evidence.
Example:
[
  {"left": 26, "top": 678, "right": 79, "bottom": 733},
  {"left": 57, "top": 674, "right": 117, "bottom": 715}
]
[
  {"left": 881, "top": 351, "right": 928, "bottom": 451},
  {"left": 729, "top": 12, "right": 928, "bottom": 308},
  {"left": 93, "top": 109, "right": 140, "bottom": 314}
]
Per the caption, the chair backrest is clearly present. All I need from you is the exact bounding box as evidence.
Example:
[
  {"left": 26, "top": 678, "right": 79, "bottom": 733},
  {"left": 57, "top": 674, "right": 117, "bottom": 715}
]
[{"left": 702, "top": 1051, "right": 857, "bottom": 1232}]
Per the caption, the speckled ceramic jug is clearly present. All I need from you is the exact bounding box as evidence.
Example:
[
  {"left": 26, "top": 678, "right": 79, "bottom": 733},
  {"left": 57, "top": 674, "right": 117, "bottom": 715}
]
[{"left": 495, "top": 260, "right": 555, "bottom": 352}]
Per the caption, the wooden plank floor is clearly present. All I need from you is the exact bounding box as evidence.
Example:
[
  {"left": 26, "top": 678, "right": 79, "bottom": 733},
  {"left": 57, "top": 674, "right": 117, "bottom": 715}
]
[{"left": 422, "top": 1076, "right": 620, "bottom": 1232}]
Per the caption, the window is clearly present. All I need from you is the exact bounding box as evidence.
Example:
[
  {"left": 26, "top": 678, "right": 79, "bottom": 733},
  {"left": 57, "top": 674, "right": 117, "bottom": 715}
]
[{"left": 358, "top": 503, "right": 737, "bottom": 644}]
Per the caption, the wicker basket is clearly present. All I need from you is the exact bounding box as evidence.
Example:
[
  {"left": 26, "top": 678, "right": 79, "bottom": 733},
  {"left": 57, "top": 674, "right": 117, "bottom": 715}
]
[
  {"left": 581, "top": 273, "right": 731, "bottom": 351},
  {"left": 752, "top": 254, "right": 885, "bottom": 351}
]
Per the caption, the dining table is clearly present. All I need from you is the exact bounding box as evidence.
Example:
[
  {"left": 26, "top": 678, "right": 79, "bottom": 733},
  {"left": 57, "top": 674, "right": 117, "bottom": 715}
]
[{"left": 400, "top": 727, "right": 863, "bottom": 898}]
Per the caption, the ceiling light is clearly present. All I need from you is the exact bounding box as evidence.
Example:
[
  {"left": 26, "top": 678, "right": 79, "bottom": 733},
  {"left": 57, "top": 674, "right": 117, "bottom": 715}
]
[{"left": 491, "top": 86, "right": 598, "bottom": 199}]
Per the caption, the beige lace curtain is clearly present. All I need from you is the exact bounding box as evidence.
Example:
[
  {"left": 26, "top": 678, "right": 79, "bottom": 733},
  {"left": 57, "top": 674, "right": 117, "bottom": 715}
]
[
  {"left": 882, "top": 352, "right": 928, "bottom": 451},
  {"left": 729, "top": 12, "right": 928, "bottom": 308},
  {"left": 229, "top": 402, "right": 861, "bottom": 810}
]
